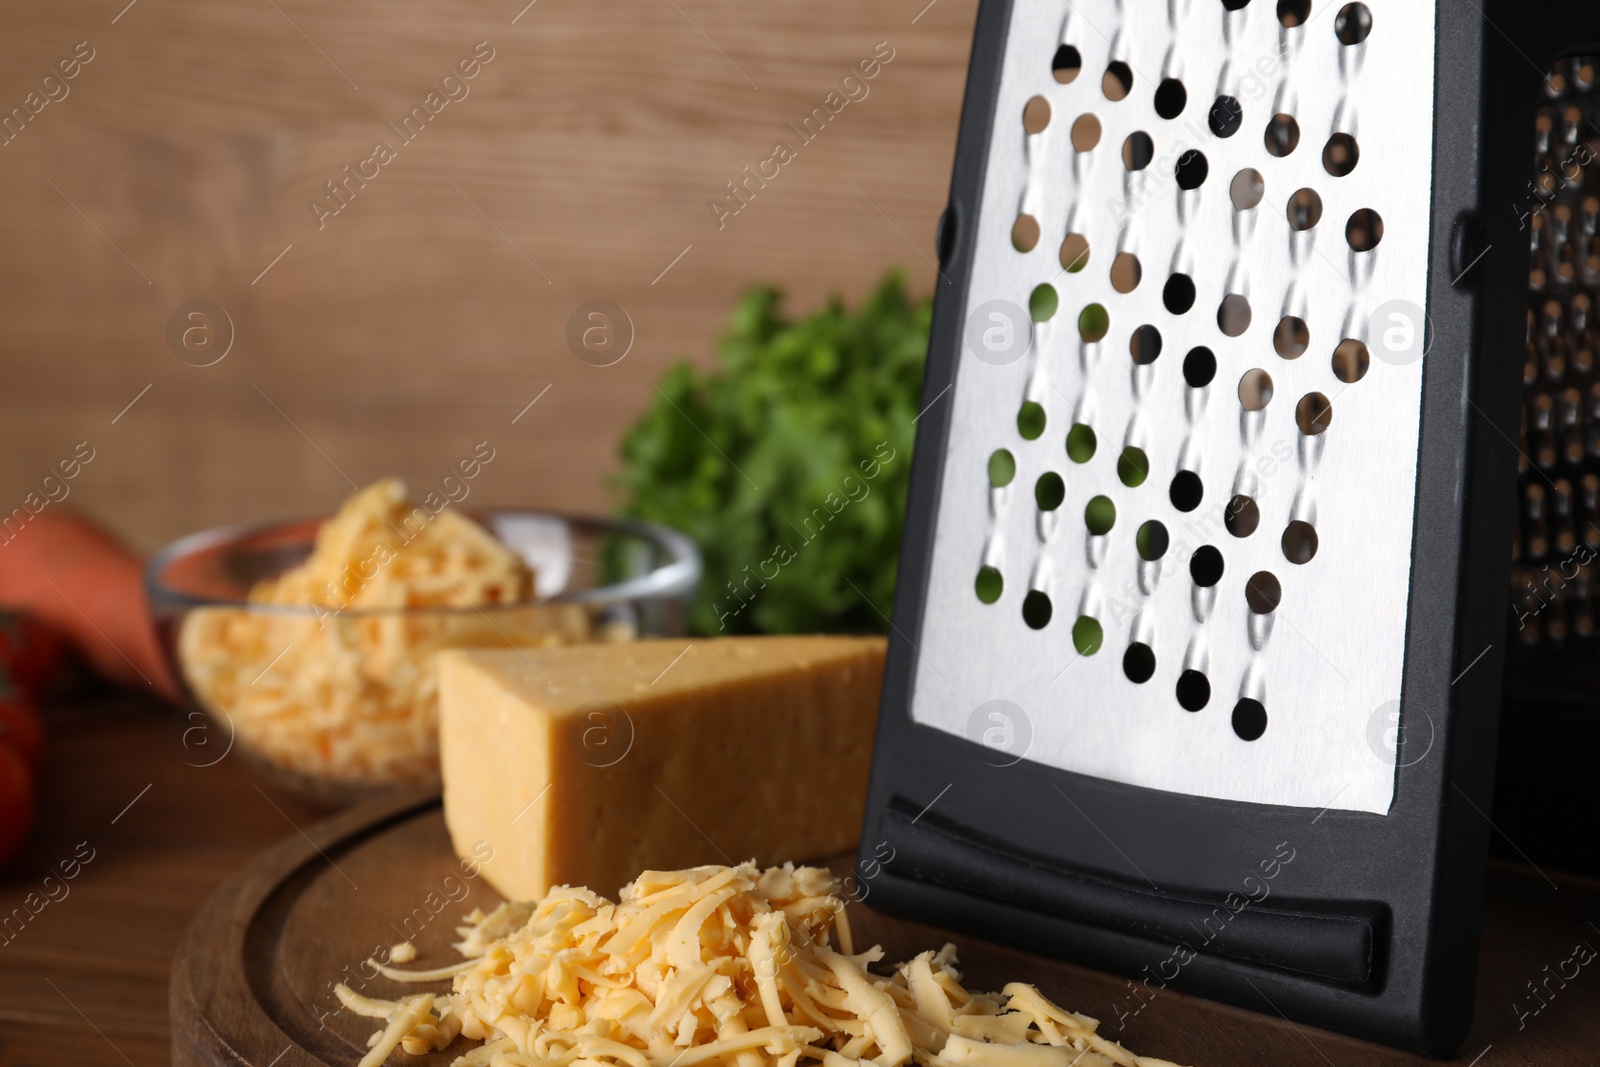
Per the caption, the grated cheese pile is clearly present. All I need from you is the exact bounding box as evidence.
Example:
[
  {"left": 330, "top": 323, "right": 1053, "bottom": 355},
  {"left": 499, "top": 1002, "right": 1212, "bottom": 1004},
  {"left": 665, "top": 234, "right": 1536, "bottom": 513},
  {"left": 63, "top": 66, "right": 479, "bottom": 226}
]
[
  {"left": 178, "top": 479, "right": 590, "bottom": 785},
  {"left": 336, "top": 862, "right": 1188, "bottom": 1067}
]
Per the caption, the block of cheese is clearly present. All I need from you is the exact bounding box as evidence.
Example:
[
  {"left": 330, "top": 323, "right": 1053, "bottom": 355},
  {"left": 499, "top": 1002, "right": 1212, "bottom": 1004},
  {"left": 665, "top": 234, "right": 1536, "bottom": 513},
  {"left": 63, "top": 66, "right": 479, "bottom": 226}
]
[{"left": 437, "top": 635, "right": 886, "bottom": 900}]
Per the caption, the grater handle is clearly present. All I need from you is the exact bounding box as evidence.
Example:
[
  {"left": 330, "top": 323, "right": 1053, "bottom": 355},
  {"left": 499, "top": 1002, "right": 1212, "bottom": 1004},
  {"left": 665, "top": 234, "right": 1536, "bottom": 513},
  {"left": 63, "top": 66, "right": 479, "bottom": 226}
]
[{"left": 872, "top": 797, "right": 1382, "bottom": 987}]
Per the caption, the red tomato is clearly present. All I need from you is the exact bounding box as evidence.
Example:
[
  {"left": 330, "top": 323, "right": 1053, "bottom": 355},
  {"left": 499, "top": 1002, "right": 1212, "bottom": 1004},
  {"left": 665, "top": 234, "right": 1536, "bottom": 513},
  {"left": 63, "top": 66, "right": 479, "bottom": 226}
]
[
  {"left": 0, "top": 613, "right": 62, "bottom": 703},
  {"left": 0, "top": 698, "right": 43, "bottom": 771},
  {"left": 0, "top": 745, "right": 35, "bottom": 870}
]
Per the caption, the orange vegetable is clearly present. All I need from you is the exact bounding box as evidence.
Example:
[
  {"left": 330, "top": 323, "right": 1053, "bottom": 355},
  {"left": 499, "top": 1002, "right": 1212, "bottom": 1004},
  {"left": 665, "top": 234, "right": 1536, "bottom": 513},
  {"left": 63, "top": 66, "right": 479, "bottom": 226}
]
[{"left": 0, "top": 510, "right": 176, "bottom": 700}]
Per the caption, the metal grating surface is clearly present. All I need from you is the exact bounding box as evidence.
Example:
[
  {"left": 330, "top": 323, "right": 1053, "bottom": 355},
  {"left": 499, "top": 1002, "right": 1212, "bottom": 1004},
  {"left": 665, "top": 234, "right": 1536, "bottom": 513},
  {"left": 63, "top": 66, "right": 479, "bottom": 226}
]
[
  {"left": 1510, "top": 55, "right": 1600, "bottom": 668},
  {"left": 911, "top": 0, "right": 1436, "bottom": 814}
]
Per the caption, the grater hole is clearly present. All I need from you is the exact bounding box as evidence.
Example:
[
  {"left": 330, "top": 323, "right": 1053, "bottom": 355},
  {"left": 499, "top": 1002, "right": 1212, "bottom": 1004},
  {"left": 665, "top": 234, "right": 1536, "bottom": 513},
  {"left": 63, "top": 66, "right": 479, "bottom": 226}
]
[
  {"left": 1276, "top": 0, "right": 1311, "bottom": 26},
  {"left": 1085, "top": 495, "right": 1117, "bottom": 535},
  {"left": 1230, "top": 168, "right": 1265, "bottom": 209},
  {"left": 1246, "top": 571, "right": 1283, "bottom": 614},
  {"left": 1273, "top": 316, "right": 1310, "bottom": 359},
  {"left": 1111, "top": 252, "right": 1142, "bottom": 293},
  {"left": 1332, "top": 338, "right": 1370, "bottom": 382},
  {"left": 1287, "top": 188, "right": 1323, "bottom": 230},
  {"left": 1071, "top": 114, "right": 1102, "bottom": 151},
  {"left": 1221, "top": 0, "right": 1250, "bottom": 10},
  {"left": 1177, "top": 670, "right": 1211, "bottom": 711},
  {"left": 1130, "top": 324, "right": 1163, "bottom": 365},
  {"left": 1137, "top": 519, "right": 1169, "bottom": 560},
  {"left": 1209, "top": 95, "right": 1243, "bottom": 138},
  {"left": 1183, "top": 346, "right": 1217, "bottom": 387},
  {"left": 1191, "top": 545, "right": 1225, "bottom": 586},
  {"left": 1035, "top": 471, "right": 1066, "bottom": 511},
  {"left": 1175, "top": 150, "right": 1209, "bottom": 190},
  {"left": 1282, "top": 520, "right": 1319, "bottom": 563},
  {"left": 1218, "top": 294, "right": 1253, "bottom": 337},
  {"left": 1295, "top": 391, "right": 1333, "bottom": 435},
  {"left": 1238, "top": 368, "right": 1274, "bottom": 411},
  {"left": 1011, "top": 214, "right": 1041, "bottom": 252},
  {"left": 988, "top": 448, "right": 1016, "bottom": 487},
  {"left": 1079, "top": 303, "right": 1111, "bottom": 343},
  {"left": 1322, "top": 132, "right": 1360, "bottom": 176},
  {"left": 1335, "top": 2, "right": 1372, "bottom": 45},
  {"left": 1154, "top": 78, "right": 1188, "bottom": 119},
  {"left": 1170, "top": 470, "right": 1205, "bottom": 512},
  {"left": 1123, "top": 643, "right": 1157, "bottom": 683},
  {"left": 1102, "top": 61, "right": 1134, "bottom": 102},
  {"left": 1226, "top": 495, "right": 1261, "bottom": 537},
  {"left": 1067, "top": 423, "right": 1098, "bottom": 462},
  {"left": 1346, "top": 208, "right": 1384, "bottom": 252},
  {"left": 1052, "top": 44, "right": 1083, "bottom": 83},
  {"left": 1023, "top": 590, "right": 1053, "bottom": 629},
  {"left": 1265, "top": 113, "right": 1301, "bottom": 157},
  {"left": 1163, "top": 273, "right": 1196, "bottom": 314},
  {"left": 1030, "top": 283, "right": 1060, "bottom": 321},
  {"left": 976, "top": 566, "right": 1003, "bottom": 604},
  {"left": 1061, "top": 232, "right": 1091, "bottom": 272},
  {"left": 1232, "top": 699, "right": 1268, "bottom": 741},
  {"left": 1017, "top": 401, "right": 1047, "bottom": 440},
  {"left": 1118, "top": 446, "right": 1150, "bottom": 487},
  {"left": 1073, "top": 616, "right": 1105, "bottom": 655},
  {"left": 1123, "top": 132, "right": 1155, "bottom": 171},
  {"left": 1023, "top": 95, "right": 1052, "bottom": 135}
]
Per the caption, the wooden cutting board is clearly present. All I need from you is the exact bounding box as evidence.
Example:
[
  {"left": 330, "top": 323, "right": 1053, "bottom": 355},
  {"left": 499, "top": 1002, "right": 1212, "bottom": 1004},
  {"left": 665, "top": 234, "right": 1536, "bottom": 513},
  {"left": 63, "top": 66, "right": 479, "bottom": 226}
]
[{"left": 168, "top": 788, "right": 1584, "bottom": 1066}]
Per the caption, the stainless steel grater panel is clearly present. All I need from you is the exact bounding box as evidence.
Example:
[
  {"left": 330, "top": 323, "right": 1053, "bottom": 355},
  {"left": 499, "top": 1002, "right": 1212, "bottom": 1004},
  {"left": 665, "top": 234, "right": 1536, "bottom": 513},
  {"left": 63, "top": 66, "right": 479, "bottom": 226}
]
[
  {"left": 910, "top": 0, "right": 1436, "bottom": 814},
  {"left": 1510, "top": 57, "right": 1600, "bottom": 657}
]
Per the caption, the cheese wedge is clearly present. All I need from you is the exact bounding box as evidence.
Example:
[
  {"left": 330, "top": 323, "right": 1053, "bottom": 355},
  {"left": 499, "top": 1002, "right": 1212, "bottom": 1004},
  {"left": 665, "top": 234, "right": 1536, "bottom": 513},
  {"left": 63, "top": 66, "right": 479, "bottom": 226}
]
[{"left": 437, "top": 636, "right": 886, "bottom": 900}]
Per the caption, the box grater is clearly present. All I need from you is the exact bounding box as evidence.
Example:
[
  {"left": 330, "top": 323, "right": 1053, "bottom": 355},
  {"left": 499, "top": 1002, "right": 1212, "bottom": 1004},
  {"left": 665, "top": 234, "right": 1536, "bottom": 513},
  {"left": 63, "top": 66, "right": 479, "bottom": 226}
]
[
  {"left": 859, "top": 0, "right": 1600, "bottom": 1054},
  {"left": 1496, "top": 50, "right": 1600, "bottom": 881}
]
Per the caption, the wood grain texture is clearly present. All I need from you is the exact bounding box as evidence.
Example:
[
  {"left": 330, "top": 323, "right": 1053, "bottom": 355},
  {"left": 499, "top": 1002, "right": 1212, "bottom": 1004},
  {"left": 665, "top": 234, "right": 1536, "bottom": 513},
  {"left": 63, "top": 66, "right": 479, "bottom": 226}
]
[
  {"left": 0, "top": 694, "right": 328, "bottom": 1067},
  {"left": 169, "top": 793, "right": 1600, "bottom": 1067},
  {"left": 1, "top": 694, "right": 1598, "bottom": 1065},
  {"left": 0, "top": 0, "right": 974, "bottom": 553}
]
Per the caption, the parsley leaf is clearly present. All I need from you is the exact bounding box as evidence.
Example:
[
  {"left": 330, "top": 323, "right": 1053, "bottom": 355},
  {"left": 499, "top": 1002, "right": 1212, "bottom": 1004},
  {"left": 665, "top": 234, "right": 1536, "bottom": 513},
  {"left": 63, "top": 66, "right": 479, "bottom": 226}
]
[{"left": 614, "top": 271, "right": 929, "bottom": 634}]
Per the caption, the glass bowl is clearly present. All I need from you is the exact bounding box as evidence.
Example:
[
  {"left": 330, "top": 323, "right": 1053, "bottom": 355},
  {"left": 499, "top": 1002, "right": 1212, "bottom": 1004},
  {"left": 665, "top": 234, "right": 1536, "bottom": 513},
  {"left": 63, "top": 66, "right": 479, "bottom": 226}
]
[{"left": 146, "top": 512, "right": 699, "bottom": 806}]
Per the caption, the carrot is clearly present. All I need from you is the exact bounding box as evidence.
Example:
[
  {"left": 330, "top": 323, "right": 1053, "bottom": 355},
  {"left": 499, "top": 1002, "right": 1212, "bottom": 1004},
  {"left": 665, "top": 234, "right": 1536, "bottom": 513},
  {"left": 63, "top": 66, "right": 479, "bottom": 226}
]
[{"left": 0, "top": 509, "right": 177, "bottom": 701}]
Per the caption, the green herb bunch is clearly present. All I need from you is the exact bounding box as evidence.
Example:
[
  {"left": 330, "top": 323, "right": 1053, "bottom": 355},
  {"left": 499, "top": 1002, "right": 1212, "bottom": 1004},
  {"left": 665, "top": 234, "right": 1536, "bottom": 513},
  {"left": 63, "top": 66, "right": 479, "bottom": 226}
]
[{"left": 614, "top": 271, "right": 930, "bottom": 635}]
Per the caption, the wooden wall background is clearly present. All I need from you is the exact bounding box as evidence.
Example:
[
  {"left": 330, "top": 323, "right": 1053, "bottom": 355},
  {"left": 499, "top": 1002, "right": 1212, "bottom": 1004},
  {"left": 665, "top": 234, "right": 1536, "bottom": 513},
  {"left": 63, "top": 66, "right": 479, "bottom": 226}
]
[{"left": 0, "top": 0, "right": 976, "bottom": 553}]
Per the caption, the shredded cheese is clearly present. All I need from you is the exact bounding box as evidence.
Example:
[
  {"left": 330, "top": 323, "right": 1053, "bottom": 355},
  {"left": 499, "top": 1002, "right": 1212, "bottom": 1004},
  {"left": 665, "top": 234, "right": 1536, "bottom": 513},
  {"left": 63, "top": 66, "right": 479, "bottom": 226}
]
[
  {"left": 178, "top": 479, "right": 592, "bottom": 785},
  {"left": 336, "top": 862, "right": 1188, "bottom": 1067}
]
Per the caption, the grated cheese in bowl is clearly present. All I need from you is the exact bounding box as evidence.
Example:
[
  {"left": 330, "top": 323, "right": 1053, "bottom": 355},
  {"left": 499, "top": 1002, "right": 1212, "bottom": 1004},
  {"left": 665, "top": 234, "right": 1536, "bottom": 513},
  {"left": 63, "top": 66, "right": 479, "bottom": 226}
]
[
  {"left": 336, "top": 862, "right": 1188, "bottom": 1067},
  {"left": 175, "top": 479, "right": 591, "bottom": 788}
]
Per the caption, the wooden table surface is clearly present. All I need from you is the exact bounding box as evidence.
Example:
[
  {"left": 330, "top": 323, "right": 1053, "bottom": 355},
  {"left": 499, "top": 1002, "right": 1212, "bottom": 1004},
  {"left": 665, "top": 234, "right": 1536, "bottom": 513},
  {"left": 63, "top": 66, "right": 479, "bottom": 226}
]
[{"left": 2, "top": 693, "right": 1597, "bottom": 1066}]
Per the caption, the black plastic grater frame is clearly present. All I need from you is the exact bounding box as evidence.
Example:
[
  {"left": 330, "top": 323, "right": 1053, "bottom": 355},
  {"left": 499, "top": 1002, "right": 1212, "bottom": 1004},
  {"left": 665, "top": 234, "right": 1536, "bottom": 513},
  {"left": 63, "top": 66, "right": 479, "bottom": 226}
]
[{"left": 853, "top": 0, "right": 1582, "bottom": 1054}]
